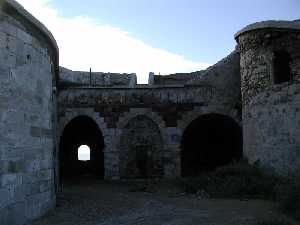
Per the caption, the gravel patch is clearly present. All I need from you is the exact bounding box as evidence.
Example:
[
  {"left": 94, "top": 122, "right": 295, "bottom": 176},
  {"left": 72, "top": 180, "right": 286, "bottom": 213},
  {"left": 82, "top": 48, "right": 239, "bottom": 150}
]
[{"left": 30, "top": 179, "right": 294, "bottom": 225}]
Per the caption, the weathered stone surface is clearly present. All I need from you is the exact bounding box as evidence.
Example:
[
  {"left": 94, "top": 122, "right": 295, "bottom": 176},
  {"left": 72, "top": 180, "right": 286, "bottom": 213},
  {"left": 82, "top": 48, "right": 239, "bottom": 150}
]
[
  {"left": 236, "top": 20, "right": 300, "bottom": 175},
  {"left": 59, "top": 67, "right": 137, "bottom": 87},
  {"left": 58, "top": 53, "right": 241, "bottom": 180},
  {"left": 1, "top": 1, "right": 300, "bottom": 223},
  {"left": 0, "top": 1, "right": 58, "bottom": 224},
  {"left": 119, "top": 115, "right": 164, "bottom": 178}
]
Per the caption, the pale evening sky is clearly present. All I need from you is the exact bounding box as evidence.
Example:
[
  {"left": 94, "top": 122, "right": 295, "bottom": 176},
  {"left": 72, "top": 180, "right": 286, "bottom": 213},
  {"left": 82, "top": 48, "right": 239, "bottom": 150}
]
[{"left": 17, "top": 0, "right": 300, "bottom": 83}]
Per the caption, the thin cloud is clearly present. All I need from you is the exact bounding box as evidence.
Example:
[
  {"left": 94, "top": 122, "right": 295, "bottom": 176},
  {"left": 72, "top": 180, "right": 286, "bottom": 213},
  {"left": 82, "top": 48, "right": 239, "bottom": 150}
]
[{"left": 17, "top": 0, "right": 211, "bottom": 83}]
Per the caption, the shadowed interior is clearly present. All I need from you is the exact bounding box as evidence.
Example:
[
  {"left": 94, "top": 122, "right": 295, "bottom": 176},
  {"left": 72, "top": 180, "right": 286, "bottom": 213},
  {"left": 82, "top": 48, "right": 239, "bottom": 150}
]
[
  {"left": 59, "top": 116, "right": 104, "bottom": 179},
  {"left": 181, "top": 113, "right": 243, "bottom": 177},
  {"left": 273, "top": 50, "right": 292, "bottom": 84}
]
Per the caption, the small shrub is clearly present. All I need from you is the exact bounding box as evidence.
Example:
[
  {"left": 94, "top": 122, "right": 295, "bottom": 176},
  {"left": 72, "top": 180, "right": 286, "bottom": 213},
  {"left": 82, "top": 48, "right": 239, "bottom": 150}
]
[
  {"left": 213, "top": 161, "right": 262, "bottom": 178},
  {"left": 256, "top": 218, "right": 293, "bottom": 225},
  {"left": 178, "top": 163, "right": 300, "bottom": 222},
  {"left": 178, "top": 161, "right": 280, "bottom": 199}
]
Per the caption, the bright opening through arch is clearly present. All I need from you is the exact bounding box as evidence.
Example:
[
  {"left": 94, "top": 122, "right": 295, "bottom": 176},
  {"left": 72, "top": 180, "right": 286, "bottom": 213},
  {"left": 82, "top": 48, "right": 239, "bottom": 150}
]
[{"left": 78, "top": 145, "right": 91, "bottom": 161}]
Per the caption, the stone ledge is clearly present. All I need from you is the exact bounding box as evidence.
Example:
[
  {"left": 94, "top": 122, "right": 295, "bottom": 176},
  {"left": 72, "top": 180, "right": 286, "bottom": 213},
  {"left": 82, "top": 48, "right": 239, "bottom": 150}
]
[{"left": 235, "top": 20, "right": 300, "bottom": 40}]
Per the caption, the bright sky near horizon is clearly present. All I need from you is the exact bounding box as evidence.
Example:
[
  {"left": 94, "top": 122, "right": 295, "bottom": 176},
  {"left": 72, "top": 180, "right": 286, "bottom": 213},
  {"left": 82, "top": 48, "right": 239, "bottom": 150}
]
[{"left": 17, "top": 0, "right": 300, "bottom": 83}]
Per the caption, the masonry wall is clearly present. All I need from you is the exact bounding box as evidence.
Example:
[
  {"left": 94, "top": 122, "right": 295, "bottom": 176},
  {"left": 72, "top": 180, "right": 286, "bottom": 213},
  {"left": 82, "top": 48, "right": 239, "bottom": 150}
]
[
  {"left": 236, "top": 25, "right": 300, "bottom": 175},
  {"left": 119, "top": 115, "right": 164, "bottom": 178},
  {"left": 59, "top": 67, "right": 137, "bottom": 87},
  {"left": 0, "top": 1, "right": 58, "bottom": 224},
  {"left": 149, "top": 71, "right": 205, "bottom": 86},
  {"left": 188, "top": 50, "right": 242, "bottom": 111},
  {"left": 58, "top": 52, "right": 241, "bottom": 180}
]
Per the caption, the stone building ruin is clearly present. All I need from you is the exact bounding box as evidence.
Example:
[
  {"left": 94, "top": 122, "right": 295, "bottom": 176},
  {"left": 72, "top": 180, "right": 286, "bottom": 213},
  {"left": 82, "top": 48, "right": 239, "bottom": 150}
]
[{"left": 0, "top": 1, "right": 299, "bottom": 224}]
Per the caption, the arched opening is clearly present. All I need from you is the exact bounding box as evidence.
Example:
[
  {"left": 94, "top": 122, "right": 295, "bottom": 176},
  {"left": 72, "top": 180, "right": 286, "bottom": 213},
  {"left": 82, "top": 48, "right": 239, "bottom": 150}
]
[
  {"left": 181, "top": 113, "right": 242, "bottom": 177},
  {"left": 78, "top": 145, "right": 91, "bottom": 161},
  {"left": 59, "top": 116, "right": 104, "bottom": 179},
  {"left": 273, "top": 50, "right": 292, "bottom": 84},
  {"left": 119, "top": 115, "right": 164, "bottom": 179}
]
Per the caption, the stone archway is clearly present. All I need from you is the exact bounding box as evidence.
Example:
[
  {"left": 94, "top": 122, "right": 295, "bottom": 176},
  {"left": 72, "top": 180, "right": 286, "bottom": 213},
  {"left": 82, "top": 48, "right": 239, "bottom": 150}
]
[
  {"left": 59, "top": 116, "right": 105, "bottom": 179},
  {"left": 119, "top": 115, "right": 164, "bottom": 178},
  {"left": 181, "top": 113, "right": 243, "bottom": 177}
]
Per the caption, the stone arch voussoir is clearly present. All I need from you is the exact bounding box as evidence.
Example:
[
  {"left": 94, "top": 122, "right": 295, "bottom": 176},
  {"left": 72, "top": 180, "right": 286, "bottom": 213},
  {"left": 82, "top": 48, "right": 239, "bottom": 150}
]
[
  {"left": 177, "top": 106, "right": 241, "bottom": 136},
  {"left": 59, "top": 108, "right": 108, "bottom": 145},
  {"left": 116, "top": 108, "right": 166, "bottom": 148}
]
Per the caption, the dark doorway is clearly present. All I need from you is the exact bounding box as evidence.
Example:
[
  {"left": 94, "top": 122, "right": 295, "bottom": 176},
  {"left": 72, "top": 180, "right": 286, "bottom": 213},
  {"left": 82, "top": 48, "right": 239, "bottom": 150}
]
[
  {"left": 273, "top": 50, "right": 292, "bottom": 84},
  {"left": 181, "top": 113, "right": 242, "bottom": 177},
  {"left": 135, "top": 146, "right": 149, "bottom": 178},
  {"left": 59, "top": 116, "right": 104, "bottom": 179}
]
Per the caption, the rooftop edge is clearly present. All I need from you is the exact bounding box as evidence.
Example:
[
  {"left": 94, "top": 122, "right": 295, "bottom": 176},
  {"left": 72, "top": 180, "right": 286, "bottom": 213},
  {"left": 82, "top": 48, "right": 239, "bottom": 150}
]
[{"left": 234, "top": 20, "right": 300, "bottom": 40}]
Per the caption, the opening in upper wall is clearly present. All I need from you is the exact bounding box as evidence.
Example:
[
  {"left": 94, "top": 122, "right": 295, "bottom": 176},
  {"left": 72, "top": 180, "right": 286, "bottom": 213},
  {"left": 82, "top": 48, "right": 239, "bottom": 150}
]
[
  {"left": 78, "top": 145, "right": 91, "bottom": 161},
  {"left": 273, "top": 50, "right": 292, "bottom": 84}
]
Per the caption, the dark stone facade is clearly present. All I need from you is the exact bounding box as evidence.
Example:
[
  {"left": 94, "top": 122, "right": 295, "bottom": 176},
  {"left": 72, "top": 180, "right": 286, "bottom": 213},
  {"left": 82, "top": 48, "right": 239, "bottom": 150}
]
[
  {"left": 58, "top": 51, "right": 242, "bottom": 180},
  {"left": 1, "top": 1, "right": 300, "bottom": 224},
  {"left": 120, "top": 115, "right": 164, "bottom": 178}
]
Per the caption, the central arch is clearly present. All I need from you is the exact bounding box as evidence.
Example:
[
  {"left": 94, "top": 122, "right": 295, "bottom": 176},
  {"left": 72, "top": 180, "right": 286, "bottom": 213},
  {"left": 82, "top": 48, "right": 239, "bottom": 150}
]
[
  {"left": 181, "top": 113, "right": 242, "bottom": 177},
  {"left": 119, "top": 115, "right": 164, "bottom": 178},
  {"left": 59, "top": 116, "right": 105, "bottom": 179}
]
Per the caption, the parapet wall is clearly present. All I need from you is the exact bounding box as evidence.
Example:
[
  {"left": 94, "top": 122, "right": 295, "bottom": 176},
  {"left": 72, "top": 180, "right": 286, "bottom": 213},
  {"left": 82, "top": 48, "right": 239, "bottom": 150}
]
[
  {"left": 149, "top": 71, "right": 205, "bottom": 86},
  {"left": 59, "top": 67, "right": 137, "bottom": 87},
  {"left": 0, "top": 1, "right": 58, "bottom": 224},
  {"left": 188, "top": 50, "right": 241, "bottom": 108}
]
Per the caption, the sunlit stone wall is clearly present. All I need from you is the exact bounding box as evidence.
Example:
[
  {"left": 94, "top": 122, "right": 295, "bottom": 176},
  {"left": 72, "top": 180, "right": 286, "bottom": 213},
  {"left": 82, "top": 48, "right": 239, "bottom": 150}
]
[{"left": 0, "top": 1, "right": 58, "bottom": 224}]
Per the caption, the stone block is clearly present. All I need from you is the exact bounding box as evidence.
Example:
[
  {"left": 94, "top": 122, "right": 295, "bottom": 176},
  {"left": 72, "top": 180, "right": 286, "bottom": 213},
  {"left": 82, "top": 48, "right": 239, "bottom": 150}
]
[
  {"left": 1, "top": 173, "right": 22, "bottom": 186},
  {"left": 39, "top": 180, "right": 51, "bottom": 193},
  {"left": 40, "top": 158, "right": 53, "bottom": 170},
  {"left": 7, "top": 202, "right": 26, "bottom": 225},
  {"left": 26, "top": 191, "right": 52, "bottom": 219},
  {"left": 0, "top": 207, "right": 10, "bottom": 225},
  {"left": 0, "top": 48, "right": 16, "bottom": 66},
  {"left": 23, "top": 183, "right": 40, "bottom": 196},
  {"left": 16, "top": 27, "right": 32, "bottom": 44},
  {"left": 30, "top": 126, "right": 52, "bottom": 138},
  {"left": 38, "top": 169, "right": 53, "bottom": 181},
  {"left": 7, "top": 160, "right": 23, "bottom": 173},
  {"left": 1, "top": 147, "right": 24, "bottom": 160},
  {"left": 0, "top": 187, "right": 11, "bottom": 208},
  {"left": 24, "top": 159, "right": 40, "bottom": 173}
]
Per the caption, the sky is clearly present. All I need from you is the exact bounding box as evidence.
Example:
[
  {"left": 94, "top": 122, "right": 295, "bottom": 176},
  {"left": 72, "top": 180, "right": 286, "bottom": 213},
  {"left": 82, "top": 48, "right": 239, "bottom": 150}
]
[
  {"left": 17, "top": 0, "right": 300, "bottom": 83},
  {"left": 78, "top": 145, "right": 90, "bottom": 161}
]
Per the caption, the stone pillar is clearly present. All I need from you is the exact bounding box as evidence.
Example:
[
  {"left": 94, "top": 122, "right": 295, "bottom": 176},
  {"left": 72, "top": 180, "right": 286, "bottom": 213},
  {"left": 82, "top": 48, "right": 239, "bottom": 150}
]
[
  {"left": 103, "top": 128, "right": 120, "bottom": 180},
  {"left": 162, "top": 128, "right": 182, "bottom": 178},
  {"left": 104, "top": 151, "right": 120, "bottom": 180},
  {"left": 163, "top": 146, "right": 181, "bottom": 178}
]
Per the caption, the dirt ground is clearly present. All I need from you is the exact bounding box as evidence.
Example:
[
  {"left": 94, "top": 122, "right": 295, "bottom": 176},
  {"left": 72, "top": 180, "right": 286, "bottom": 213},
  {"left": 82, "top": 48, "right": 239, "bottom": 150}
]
[{"left": 30, "top": 178, "right": 297, "bottom": 225}]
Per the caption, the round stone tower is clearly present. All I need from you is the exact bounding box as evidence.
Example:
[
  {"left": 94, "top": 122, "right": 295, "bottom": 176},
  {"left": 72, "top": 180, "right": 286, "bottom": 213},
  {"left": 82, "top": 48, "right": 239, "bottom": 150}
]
[
  {"left": 0, "top": 1, "right": 58, "bottom": 224},
  {"left": 235, "top": 20, "right": 300, "bottom": 175}
]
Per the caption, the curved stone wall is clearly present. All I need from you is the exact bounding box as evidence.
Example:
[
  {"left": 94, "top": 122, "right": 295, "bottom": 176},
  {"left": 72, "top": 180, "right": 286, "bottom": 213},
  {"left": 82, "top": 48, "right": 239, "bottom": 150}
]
[
  {"left": 0, "top": 1, "right": 58, "bottom": 224},
  {"left": 236, "top": 21, "right": 300, "bottom": 175}
]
